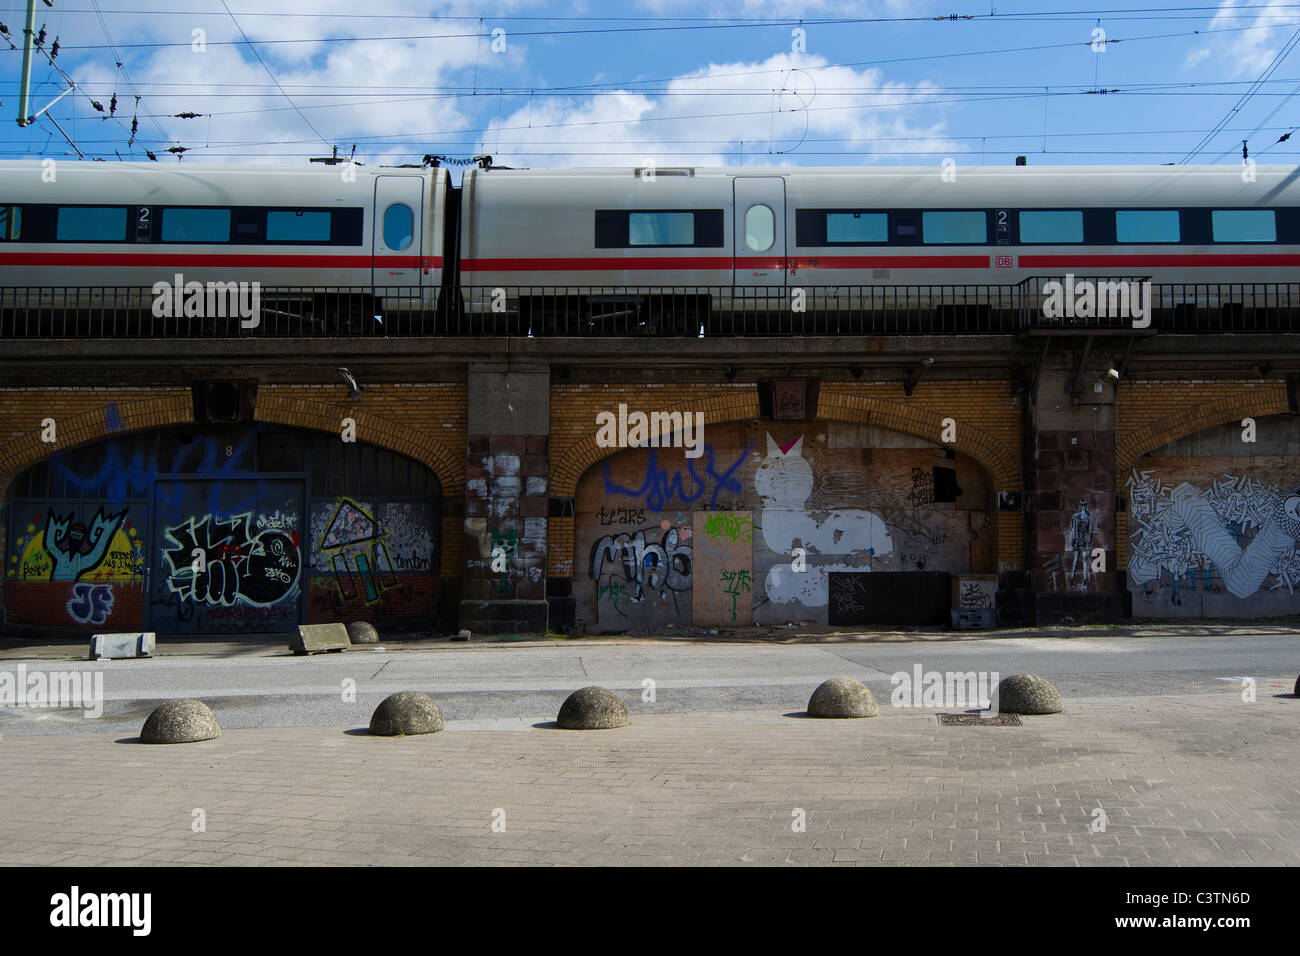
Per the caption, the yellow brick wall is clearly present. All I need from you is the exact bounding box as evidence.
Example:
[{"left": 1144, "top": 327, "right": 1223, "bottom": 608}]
[{"left": 548, "top": 378, "right": 1024, "bottom": 575}]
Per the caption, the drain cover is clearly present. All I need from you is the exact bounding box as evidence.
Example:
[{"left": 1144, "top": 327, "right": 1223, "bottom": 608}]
[{"left": 938, "top": 713, "right": 1022, "bottom": 727}]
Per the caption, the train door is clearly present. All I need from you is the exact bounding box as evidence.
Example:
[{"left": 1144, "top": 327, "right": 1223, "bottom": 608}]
[
  {"left": 732, "top": 177, "right": 787, "bottom": 287},
  {"left": 372, "top": 176, "right": 424, "bottom": 296}
]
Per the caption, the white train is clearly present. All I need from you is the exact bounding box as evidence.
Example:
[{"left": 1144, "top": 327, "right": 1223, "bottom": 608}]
[{"left": 1, "top": 159, "right": 1297, "bottom": 330}]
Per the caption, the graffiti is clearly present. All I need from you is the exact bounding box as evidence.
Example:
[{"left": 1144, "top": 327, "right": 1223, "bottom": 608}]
[
  {"left": 163, "top": 514, "right": 300, "bottom": 607},
  {"left": 590, "top": 528, "right": 693, "bottom": 600},
  {"left": 908, "top": 467, "right": 935, "bottom": 507},
  {"left": 598, "top": 506, "right": 647, "bottom": 527},
  {"left": 720, "top": 569, "right": 752, "bottom": 621},
  {"left": 958, "top": 581, "right": 993, "bottom": 609},
  {"left": 66, "top": 583, "right": 115, "bottom": 625},
  {"left": 597, "top": 580, "right": 630, "bottom": 615},
  {"left": 317, "top": 498, "right": 399, "bottom": 605},
  {"left": 1067, "top": 499, "right": 1097, "bottom": 591},
  {"left": 1128, "top": 469, "right": 1300, "bottom": 600},
  {"left": 202, "top": 603, "right": 297, "bottom": 633},
  {"left": 1040, "top": 553, "right": 1063, "bottom": 592},
  {"left": 602, "top": 442, "right": 752, "bottom": 512},
  {"left": 488, "top": 525, "right": 519, "bottom": 593},
  {"left": 704, "top": 512, "right": 753, "bottom": 543},
  {"left": 757, "top": 434, "right": 893, "bottom": 608},
  {"left": 43, "top": 508, "right": 128, "bottom": 581}
]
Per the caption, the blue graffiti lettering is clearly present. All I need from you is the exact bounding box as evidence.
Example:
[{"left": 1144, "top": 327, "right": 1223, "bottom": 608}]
[{"left": 602, "top": 442, "right": 752, "bottom": 511}]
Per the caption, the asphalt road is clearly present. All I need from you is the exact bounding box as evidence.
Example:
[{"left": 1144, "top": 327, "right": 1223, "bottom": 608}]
[{"left": 1, "top": 634, "right": 1296, "bottom": 737}]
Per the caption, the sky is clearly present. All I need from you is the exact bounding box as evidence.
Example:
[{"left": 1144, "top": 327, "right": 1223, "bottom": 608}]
[{"left": 3, "top": 0, "right": 1300, "bottom": 179}]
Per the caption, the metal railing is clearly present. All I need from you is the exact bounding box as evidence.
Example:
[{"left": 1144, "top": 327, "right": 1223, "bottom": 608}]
[{"left": 1, "top": 282, "right": 1298, "bottom": 338}]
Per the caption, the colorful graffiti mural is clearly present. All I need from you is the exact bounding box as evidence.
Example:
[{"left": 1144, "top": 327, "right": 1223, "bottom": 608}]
[
  {"left": 5, "top": 503, "right": 146, "bottom": 629},
  {"left": 756, "top": 434, "right": 894, "bottom": 613},
  {"left": 306, "top": 498, "right": 437, "bottom": 625},
  {"left": 576, "top": 421, "right": 994, "bottom": 631},
  {"left": 1128, "top": 465, "right": 1300, "bottom": 614},
  {"left": 162, "top": 514, "right": 301, "bottom": 607}
]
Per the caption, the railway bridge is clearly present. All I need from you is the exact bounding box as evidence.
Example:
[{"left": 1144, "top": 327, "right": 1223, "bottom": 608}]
[{"left": 1, "top": 285, "right": 1298, "bottom": 638}]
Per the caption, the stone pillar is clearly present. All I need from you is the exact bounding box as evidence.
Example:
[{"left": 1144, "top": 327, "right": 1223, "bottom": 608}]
[
  {"left": 459, "top": 363, "right": 550, "bottom": 634},
  {"left": 1028, "top": 363, "right": 1126, "bottom": 625}
]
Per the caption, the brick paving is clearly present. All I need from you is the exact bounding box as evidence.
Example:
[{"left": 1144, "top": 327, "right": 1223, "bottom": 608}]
[{"left": 0, "top": 692, "right": 1295, "bottom": 866}]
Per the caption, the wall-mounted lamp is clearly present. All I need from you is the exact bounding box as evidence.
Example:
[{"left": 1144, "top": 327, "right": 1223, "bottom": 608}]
[
  {"left": 725, "top": 366, "right": 737, "bottom": 382},
  {"left": 1105, "top": 367, "right": 1121, "bottom": 383},
  {"left": 849, "top": 366, "right": 863, "bottom": 379},
  {"left": 1259, "top": 362, "right": 1274, "bottom": 378},
  {"left": 903, "top": 357, "right": 934, "bottom": 396},
  {"left": 336, "top": 367, "right": 361, "bottom": 398}
]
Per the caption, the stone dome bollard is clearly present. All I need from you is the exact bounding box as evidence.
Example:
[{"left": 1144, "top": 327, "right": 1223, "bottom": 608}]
[
  {"left": 556, "top": 686, "right": 629, "bottom": 730},
  {"left": 140, "top": 699, "right": 222, "bottom": 744},
  {"left": 807, "top": 677, "right": 878, "bottom": 718},
  {"left": 369, "top": 692, "right": 444, "bottom": 736},
  {"left": 347, "top": 621, "right": 380, "bottom": 645},
  {"left": 993, "top": 674, "right": 1063, "bottom": 715}
]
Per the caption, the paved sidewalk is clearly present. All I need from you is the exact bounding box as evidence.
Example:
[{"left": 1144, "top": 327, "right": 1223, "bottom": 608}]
[
  {"left": 1, "top": 693, "right": 1295, "bottom": 866},
  {"left": 2, "top": 620, "right": 1297, "bottom": 662}
]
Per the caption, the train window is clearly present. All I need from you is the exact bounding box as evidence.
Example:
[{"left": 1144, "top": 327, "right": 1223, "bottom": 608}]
[
  {"left": 1212, "top": 209, "right": 1276, "bottom": 243},
  {"left": 1115, "top": 210, "right": 1180, "bottom": 243},
  {"left": 161, "top": 208, "right": 231, "bottom": 243},
  {"left": 922, "top": 210, "right": 986, "bottom": 244},
  {"left": 266, "top": 210, "right": 332, "bottom": 242},
  {"left": 1019, "top": 210, "right": 1084, "bottom": 244},
  {"left": 383, "top": 203, "right": 414, "bottom": 251},
  {"left": 0, "top": 205, "right": 20, "bottom": 241},
  {"left": 55, "top": 206, "right": 127, "bottom": 242},
  {"left": 827, "top": 212, "right": 887, "bottom": 243},
  {"left": 744, "top": 204, "right": 775, "bottom": 252},
  {"left": 629, "top": 212, "right": 694, "bottom": 246}
]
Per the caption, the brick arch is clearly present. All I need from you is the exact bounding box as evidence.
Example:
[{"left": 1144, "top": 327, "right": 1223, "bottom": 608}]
[
  {"left": 550, "top": 390, "right": 1019, "bottom": 497},
  {"left": 816, "top": 392, "right": 1019, "bottom": 492},
  {"left": 0, "top": 392, "right": 194, "bottom": 480},
  {"left": 0, "top": 392, "right": 463, "bottom": 497},
  {"left": 255, "top": 392, "right": 463, "bottom": 495},
  {"left": 1116, "top": 390, "right": 1293, "bottom": 482}
]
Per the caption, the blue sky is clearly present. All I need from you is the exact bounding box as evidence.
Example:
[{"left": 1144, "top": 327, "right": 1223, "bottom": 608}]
[{"left": 3, "top": 0, "right": 1300, "bottom": 175}]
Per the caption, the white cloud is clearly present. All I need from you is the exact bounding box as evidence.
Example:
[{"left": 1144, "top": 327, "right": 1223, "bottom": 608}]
[
  {"left": 28, "top": 0, "right": 535, "bottom": 164},
  {"left": 1208, "top": 0, "right": 1298, "bottom": 77},
  {"left": 474, "top": 52, "right": 955, "bottom": 168},
  {"left": 1184, "top": 47, "right": 1212, "bottom": 69}
]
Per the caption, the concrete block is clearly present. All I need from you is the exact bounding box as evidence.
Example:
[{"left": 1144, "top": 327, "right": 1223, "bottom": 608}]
[
  {"left": 290, "top": 623, "right": 350, "bottom": 655},
  {"left": 89, "top": 632, "right": 156, "bottom": 660}
]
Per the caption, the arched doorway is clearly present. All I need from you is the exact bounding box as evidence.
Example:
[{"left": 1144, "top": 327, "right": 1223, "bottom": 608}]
[
  {"left": 1125, "top": 413, "right": 1300, "bottom": 618},
  {"left": 573, "top": 418, "right": 996, "bottom": 632},
  {"left": 4, "top": 424, "right": 441, "bottom": 636}
]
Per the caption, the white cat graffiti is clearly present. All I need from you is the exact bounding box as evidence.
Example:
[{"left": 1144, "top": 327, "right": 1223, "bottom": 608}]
[{"left": 756, "top": 434, "right": 893, "bottom": 609}]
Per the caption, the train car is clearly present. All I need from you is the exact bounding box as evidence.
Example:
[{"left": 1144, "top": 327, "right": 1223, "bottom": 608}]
[
  {"left": 458, "top": 164, "right": 1300, "bottom": 331},
  {"left": 0, "top": 160, "right": 450, "bottom": 330}
]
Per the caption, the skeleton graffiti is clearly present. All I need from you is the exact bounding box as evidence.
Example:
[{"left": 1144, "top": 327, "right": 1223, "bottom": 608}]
[
  {"left": 1067, "top": 499, "right": 1096, "bottom": 591},
  {"left": 1127, "top": 469, "right": 1300, "bottom": 603},
  {"left": 163, "top": 514, "right": 300, "bottom": 607}
]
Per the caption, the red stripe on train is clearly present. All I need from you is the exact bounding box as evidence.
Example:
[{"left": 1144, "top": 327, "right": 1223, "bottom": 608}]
[
  {"left": 461, "top": 255, "right": 992, "bottom": 271},
  {"left": 1018, "top": 254, "right": 1300, "bottom": 268},
  {"left": 0, "top": 253, "right": 438, "bottom": 269}
]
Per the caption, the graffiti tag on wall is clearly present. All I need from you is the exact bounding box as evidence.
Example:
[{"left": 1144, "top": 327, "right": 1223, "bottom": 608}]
[
  {"left": 163, "top": 514, "right": 300, "bottom": 607},
  {"left": 1127, "top": 468, "right": 1300, "bottom": 602}
]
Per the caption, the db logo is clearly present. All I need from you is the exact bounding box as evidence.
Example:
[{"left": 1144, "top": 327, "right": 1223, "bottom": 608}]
[{"left": 995, "top": 255, "right": 1013, "bottom": 268}]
